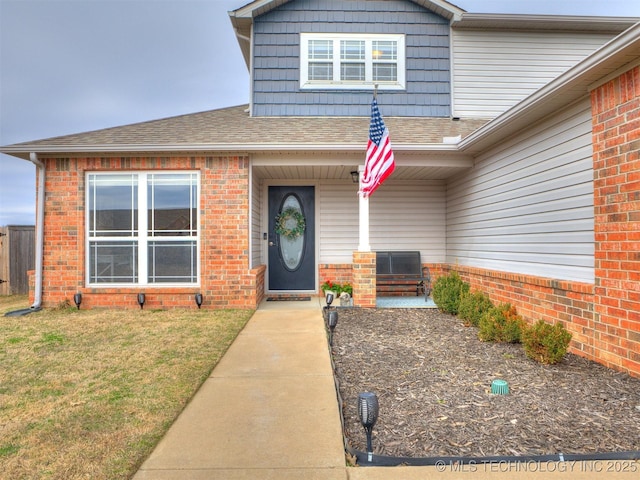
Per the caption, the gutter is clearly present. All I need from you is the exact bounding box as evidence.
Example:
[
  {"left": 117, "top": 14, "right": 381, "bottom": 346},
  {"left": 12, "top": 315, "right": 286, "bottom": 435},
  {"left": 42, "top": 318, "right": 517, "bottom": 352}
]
[{"left": 0, "top": 142, "right": 465, "bottom": 155}]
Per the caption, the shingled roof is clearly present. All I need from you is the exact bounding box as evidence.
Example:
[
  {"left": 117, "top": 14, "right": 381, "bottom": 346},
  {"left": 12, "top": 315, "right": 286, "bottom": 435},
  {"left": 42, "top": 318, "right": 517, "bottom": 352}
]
[{"left": 1, "top": 105, "right": 489, "bottom": 158}]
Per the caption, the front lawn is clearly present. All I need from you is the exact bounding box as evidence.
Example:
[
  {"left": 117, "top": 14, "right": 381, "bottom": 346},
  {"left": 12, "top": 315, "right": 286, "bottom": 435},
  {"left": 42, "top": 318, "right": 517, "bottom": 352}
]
[{"left": 0, "top": 296, "right": 253, "bottom": 479}]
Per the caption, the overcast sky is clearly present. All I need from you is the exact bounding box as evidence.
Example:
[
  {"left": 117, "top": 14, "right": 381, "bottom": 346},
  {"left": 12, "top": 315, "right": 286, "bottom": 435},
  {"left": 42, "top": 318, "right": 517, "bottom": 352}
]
[{"left": 1, "top": 0, "right": 639, "bottom": 226}]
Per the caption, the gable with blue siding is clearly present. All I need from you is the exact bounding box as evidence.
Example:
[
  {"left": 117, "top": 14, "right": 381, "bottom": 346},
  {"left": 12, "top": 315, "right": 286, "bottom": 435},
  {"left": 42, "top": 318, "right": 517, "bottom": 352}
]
[{"left": 252, "top": 0, "right": 451, "bottom": 117}]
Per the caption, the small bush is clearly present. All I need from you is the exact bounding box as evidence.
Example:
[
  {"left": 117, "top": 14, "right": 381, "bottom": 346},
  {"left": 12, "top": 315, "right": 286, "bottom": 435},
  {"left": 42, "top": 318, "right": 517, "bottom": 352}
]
[
  {"left": 478, "top": 303, "right": 525, "bottom": 343},
  {"left": 458, "top": 291, "right": 494, "bottom": 327},
  {"left": 432, "top": 271, "right": 470, "bottom": 315},
  {"left": 522, "top": 320, "right": 572, "bottom": 364}
]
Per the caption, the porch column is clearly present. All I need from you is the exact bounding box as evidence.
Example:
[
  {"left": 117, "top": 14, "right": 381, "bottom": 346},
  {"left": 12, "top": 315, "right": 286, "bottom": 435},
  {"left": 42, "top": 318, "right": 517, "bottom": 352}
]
[
  {"left": 357, "top": 164, "right": 371, "bottom": 252},
  {"left": 352, "top": 251, "right": 376, "bottom": 308},
  {"left": 355, "top": 164, "right": 375, "bottom": 307}
]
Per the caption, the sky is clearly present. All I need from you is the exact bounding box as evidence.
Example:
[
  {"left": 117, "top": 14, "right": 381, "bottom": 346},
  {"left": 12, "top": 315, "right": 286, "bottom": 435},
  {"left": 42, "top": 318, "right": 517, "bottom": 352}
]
[{"left": 1, "top": 0, "right": 640, "bottom": 226}]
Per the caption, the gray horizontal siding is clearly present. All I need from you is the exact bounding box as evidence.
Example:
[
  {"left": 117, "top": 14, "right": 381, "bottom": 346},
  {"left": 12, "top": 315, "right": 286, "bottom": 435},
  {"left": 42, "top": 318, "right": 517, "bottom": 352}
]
[
  {"left": 370, "top": 182, "right": 446, "bottom": 262},
  {"left": 252, "top": 0, "right": 451, "bottom": 117},
  {"left": 452, "top": 30, "right": 616, "bottom": 118},
  {"left": 318, "top": 182, "right": 360, "bottom": 263},
  {"left": 250, "top": 176, "right": 262, "bottom": 269},
  {"left": 446, "top": 99, "right": 595, "bottom": 282},
  {"left": 318, "top": 180, "right": 446, "bottom": 264}
]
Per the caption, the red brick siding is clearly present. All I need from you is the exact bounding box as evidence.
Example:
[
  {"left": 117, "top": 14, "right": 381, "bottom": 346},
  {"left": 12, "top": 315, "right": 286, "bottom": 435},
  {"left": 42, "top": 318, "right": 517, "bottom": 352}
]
[
  {"left": 38, "top": 155, "right": 260, "bottom": 309},
  {"left": 591, "top": 65, "right": 640, "bottom": 376},
  {"left": 449, "top": 265, "right": 596, "bottom": 361},
  {"left": 318, "top": 263, "right": 352, "bottom": 295}
]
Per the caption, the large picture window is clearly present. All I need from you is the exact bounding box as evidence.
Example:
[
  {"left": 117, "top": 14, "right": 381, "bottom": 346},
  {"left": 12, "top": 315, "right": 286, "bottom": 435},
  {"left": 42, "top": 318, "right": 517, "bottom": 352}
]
[
  {"left": 300, "top": 33, "right": 405, "bottom": 90},
  {"left": 87, "top": 172, "right": 199, "bottom": 286}
]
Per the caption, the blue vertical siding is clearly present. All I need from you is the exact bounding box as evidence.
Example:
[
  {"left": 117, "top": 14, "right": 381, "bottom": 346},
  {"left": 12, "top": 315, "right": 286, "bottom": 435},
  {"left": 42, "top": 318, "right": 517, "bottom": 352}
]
[{"left": 252, "top": 0, "right": 451, "bottom": 117}]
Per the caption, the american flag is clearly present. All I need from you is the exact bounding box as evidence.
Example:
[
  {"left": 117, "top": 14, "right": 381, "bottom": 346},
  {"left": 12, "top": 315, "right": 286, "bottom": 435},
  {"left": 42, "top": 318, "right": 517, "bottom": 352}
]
[{"left": 359, "top": 97, "right": 395, "bottom": 197}]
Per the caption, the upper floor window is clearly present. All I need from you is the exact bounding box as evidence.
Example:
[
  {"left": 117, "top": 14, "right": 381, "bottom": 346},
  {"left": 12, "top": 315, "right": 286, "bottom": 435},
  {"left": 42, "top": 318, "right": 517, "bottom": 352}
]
[
  {"left": 86, "top": 172, "right": 199, "bottom": 286},
  {"left": 300, "top": 33, "right": 405, "bottom": 90}
]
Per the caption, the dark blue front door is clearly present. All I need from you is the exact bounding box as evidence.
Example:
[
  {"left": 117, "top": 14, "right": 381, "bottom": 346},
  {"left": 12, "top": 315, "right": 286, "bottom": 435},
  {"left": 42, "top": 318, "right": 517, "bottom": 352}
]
[{"left": 268, "top": 186, "right": 315, "bottom": 291}]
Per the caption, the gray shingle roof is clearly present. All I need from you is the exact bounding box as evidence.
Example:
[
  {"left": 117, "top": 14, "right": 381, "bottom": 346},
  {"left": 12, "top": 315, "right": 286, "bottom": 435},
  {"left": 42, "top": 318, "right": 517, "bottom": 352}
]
[{"left": 1, "top": 105, "right": 489, "bottom": 156}]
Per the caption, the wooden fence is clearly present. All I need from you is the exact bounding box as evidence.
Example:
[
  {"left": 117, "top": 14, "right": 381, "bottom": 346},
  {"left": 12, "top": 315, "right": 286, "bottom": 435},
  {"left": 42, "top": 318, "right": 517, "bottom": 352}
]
[{"left": 0, "top": 225, "right": 35, "bottom": 295}]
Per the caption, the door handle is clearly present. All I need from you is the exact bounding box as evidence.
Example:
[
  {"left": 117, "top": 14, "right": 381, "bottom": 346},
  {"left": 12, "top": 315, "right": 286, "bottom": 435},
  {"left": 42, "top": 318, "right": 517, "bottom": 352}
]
[{"left": 269, "top": 241, "right": 275, "bottom": 246}]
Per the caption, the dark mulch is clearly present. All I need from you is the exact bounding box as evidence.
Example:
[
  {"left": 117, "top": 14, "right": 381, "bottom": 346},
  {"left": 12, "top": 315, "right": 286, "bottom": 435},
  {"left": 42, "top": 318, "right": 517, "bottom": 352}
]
[{"left": 331, "top": 308, "right": 640, "bottom": 459}]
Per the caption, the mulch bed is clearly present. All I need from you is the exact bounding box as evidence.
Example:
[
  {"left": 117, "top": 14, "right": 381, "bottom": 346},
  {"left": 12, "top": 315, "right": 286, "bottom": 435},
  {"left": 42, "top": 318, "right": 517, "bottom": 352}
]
[{"left": 331, "top": 308, "right": 640, "bottom": 459}]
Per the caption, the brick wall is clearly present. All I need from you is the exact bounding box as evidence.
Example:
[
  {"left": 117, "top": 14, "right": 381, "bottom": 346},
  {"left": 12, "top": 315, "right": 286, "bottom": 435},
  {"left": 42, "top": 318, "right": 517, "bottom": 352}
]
[
  {"left": 451, "top": 266, "right": 596, "bottom": 362},
  {"left": 320, "top": 260, "right": 443, "bottom": 304},
  {"left": 591, "top": 65, "right": 640, "bottom": 376},
  {"left": 318, "top": 263, "right": 353, "bottom": 295},
  {"left": 38, "top": 155, "right": 261, "bottom": 310}
]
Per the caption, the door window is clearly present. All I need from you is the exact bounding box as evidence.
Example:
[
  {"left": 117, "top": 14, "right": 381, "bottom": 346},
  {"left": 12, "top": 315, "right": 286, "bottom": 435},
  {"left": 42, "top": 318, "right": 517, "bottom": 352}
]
[{"left": 275, "top": 195, "right": 306, "bottom": 271}]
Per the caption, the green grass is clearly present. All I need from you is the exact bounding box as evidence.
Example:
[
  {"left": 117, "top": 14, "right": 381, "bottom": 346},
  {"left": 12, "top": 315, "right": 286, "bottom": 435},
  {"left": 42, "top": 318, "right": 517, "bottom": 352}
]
[{"left": 0, "top": 295, "right": 253, "bottom": 479}]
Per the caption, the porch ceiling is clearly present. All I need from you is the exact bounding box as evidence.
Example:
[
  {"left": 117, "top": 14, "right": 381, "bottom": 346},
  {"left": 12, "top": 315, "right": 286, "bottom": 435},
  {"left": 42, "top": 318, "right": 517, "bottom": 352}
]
[
  {"left": 251, "top": 151, "right": 474, "bottom": 181},
  {"left": 252, "top": 163, "right": 470, "bottom": 181}
]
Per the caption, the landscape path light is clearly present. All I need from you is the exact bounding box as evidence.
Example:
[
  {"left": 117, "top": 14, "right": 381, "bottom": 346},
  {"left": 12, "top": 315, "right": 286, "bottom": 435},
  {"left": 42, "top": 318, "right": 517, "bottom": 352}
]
[
  {"left": 137, "top": 293, "right": 146, "bottom": 309},
  {"left": 325, "top": 291, "right": 334, "bottom": 307},
  {"left": 73, "top": 292, "right": 82, "bottom": 310},
  {"left": 194, "top": 293, "right": 203, "bottom": 309},
  {"left": 323, "top": 291, "right": 334, "bottom": 321},
  {"left": 327, "top": 309, "right": 338, "bottom": 345},
  {"left": 358, "top": 392, "right": 379, "bottom": 462}
]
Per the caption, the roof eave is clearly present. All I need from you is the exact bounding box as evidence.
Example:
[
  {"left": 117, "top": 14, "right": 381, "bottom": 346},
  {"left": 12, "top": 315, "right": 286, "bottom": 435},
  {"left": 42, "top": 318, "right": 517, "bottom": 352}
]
[
  {"left": 453, "top": 13, "right": 640, "bottom": 32},
  {"left": 231, "top": 0, "right": 465, "bottom": 21},
  {"left": 228, "top": 0, "right": 466, "bottom": 66},
  {"left": 228, "top": 11, "right": 252, "bottom": 69},
  {"left": 1, "top": 142, "right": 464, "bottom": 160}
]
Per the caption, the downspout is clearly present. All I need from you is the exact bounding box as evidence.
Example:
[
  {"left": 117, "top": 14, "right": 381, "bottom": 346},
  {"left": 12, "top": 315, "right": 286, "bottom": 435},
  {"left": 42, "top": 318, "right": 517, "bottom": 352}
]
[{"left": 29, "top": 152, "right": 44, "bottom": 311}]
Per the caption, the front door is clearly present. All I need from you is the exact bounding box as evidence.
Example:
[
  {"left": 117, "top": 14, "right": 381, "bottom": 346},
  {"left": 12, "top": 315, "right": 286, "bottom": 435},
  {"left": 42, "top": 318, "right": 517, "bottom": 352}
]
[{"left": 268, "top": 186, "right": 315, "bottom": 291}]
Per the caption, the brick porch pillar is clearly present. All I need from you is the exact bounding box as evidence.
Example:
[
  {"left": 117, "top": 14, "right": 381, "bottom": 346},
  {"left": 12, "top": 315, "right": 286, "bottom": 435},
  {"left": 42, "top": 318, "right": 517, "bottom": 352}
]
[{"left": 353, "top": 251, "right": 376, "bottom": 308}]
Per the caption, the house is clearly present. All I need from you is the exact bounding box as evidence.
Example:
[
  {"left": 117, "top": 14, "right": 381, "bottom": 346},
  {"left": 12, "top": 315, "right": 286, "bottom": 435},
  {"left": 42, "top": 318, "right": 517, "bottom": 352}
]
[{"left": 1, "top": 0, "right": 639, "bottom": 376}]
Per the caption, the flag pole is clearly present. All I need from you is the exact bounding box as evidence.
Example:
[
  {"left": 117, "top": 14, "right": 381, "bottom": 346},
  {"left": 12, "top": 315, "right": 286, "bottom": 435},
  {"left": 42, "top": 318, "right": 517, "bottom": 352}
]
[
  {"left": 358, "top": 85, "right": 376, "bottom": 252},
  {"left": 359, "top": 84, "right": 395, "bottom": 251}
]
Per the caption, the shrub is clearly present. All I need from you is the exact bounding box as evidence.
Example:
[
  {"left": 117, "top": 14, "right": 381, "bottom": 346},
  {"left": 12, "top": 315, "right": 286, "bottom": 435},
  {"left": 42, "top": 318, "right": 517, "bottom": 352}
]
[
  {"left": 458, "top": 291, "right": 494, "bottom": 327},
  {"left": 432, "top": 271, "right": 470, "bottom": 315},
  {"left": 478, "top": 303, "right": 525, "bottom": 343},
  {"left": 522, "top": 320, "right": 572, "bottom": 364}
]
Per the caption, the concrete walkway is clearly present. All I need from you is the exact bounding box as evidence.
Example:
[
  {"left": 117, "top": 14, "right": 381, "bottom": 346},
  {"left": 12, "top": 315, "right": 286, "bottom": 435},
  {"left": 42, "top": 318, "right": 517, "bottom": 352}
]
[
  {"left": 134, "top": 298, "right": 346, "bottom": 479},
  {"left": 134, "top": 299, "right": 639, "bottom": 480}
]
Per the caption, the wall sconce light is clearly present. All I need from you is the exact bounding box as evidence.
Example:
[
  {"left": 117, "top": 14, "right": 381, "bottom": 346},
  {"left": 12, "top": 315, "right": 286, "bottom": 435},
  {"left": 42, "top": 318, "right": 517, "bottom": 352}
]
[
  {"left": 137, "top": 293, "right": 146, "bottom": 309},
  {"left": 73, "top": 292, "right": 82, "bottom": 310},
  {"left": 350, "top": 170, "right": 359, "bottom": 184},
  {"left": 194, "top": 293, "right": 203, "bottom": 309},
  {"left": 358, "top": 392, "right": 379, "bottom": 462},
  {"left": 327, "top": 309, "right": 338, "bottom": 345}
]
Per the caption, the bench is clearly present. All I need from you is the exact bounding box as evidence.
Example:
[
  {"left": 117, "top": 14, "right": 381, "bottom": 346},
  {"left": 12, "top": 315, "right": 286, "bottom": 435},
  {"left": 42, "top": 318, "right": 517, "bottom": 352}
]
[{"left": 376, "top": 251, "right": 431, "bottom": 300}]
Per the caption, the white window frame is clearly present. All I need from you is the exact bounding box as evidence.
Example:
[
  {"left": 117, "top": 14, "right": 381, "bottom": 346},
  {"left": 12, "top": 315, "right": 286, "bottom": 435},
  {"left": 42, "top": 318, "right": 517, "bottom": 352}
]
[
  {"left": 300, "top": 33, "right": 406, "bottom": 90},
  {"left": 86, "top": 171, "right": 200, "bottom": 287}
]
